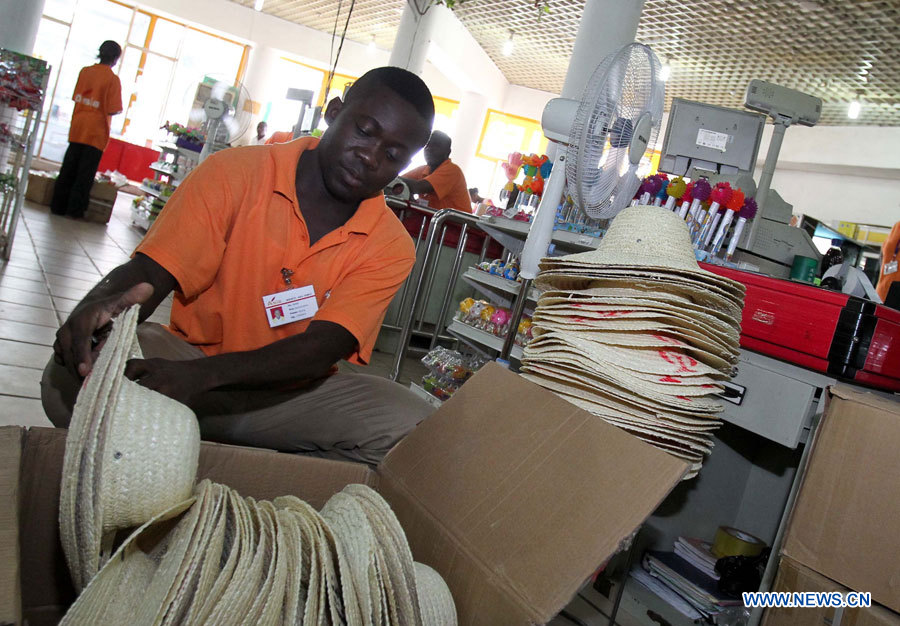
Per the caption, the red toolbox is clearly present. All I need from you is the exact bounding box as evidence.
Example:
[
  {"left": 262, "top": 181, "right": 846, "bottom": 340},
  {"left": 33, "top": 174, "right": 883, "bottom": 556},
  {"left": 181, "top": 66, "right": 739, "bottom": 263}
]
[{"left": 701, "top": 263, "right": 900, "bottom": 392}]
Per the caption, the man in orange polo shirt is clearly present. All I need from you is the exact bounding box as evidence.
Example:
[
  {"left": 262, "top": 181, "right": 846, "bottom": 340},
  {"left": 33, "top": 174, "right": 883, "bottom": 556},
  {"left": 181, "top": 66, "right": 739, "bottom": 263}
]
[
  {"left": 399, "top": 130, "right": 472, "bottom": 213},
  {"left": 42, "top": 67, "right": 435, "bottom": 464},
  {"left": 265, "top": 128, "right": 295, "bottom": 145},
  {"left": 51, "top": 40, "right": 123, "bottom": 219}
]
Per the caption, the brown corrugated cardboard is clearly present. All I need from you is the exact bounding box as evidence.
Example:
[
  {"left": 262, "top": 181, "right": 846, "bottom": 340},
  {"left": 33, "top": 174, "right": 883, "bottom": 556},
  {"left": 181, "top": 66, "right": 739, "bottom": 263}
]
[
  {"left": 782, "top": 386, "right": 900, "bottom": 614},
  {"left": 25, "top": 172, "right": 55, "bottom": 205},
  {"left": 763, "top": 556, "right": 900, "bottom": 626},
  {"left": 83, "top": 198, "right": 114, "bottom": 223},
  {"left": 12, "top": 363, "right": 688, "bottom": 624},
  {"left": 89, "top": 180, "right": 118, "bottom": 203},
  {"left": 0, "top": 428, "right": 23, "bottom": 626}
]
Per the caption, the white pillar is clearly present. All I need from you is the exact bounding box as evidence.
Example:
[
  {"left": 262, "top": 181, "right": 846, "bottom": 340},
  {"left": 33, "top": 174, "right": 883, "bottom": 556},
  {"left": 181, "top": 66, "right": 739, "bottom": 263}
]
[
  {"left": 388, "top": 3, "right": 443, "bottom": 75},
  {"left": 560, "top": 0, "right": 644, "bottom": 99},
  {"left": 452, "top": 91, "right": 487, "bottom": 176},
  {"left": 241, "top": 44, "right": 280, "bottom": 131},
  {"left": 0, "top": 0, "right": 43, "bottom": 55}
]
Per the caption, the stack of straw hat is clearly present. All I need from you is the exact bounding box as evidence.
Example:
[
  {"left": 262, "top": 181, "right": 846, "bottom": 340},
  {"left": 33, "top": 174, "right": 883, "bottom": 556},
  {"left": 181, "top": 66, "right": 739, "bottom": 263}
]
[
  {"left": 521, "top": 205, "right": 745, "bottom": 479},
  {"left": 59, "top": 306, "right": 456, "bottom": 625}
]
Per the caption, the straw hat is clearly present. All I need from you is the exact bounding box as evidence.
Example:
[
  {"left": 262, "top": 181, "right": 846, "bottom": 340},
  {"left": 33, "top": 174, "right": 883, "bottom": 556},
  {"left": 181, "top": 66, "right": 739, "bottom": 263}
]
[
  {"left": 60, "top": 305, "right": 200, "bottom": 591},
  {"left": 536, "top": 205, "right": 745, "bottom": 290},
  {"left": 414, "top": 562, "right": 458, "bottom": 626}
]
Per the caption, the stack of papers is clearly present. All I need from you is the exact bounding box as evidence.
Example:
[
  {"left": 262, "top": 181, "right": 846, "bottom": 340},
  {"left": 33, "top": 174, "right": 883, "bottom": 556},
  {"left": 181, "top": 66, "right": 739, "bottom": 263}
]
[
  {"left": 674, "top": 536, "right": 719, "bottom": 580},
  {"left": 633, "top": 550, "right": 740, "bottom": 620}
]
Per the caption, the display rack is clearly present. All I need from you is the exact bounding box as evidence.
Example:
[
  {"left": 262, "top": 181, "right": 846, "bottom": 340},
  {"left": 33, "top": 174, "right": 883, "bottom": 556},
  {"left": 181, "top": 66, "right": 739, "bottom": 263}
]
[
  {"left": 132, "top": 141, "right": 198, "bottom": 231},
  {"left": 0, "top": 49, "right": 49, "bottom": 260}
]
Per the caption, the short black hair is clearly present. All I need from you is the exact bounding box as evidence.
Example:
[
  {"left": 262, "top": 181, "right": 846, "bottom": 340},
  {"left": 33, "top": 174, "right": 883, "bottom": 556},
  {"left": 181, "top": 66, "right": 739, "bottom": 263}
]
[
  {"left": 345, "top": 67, "right": 435, "bottom": 125},
  {"left": 98, "top": 40, "right": 122, "bottom": 64}
]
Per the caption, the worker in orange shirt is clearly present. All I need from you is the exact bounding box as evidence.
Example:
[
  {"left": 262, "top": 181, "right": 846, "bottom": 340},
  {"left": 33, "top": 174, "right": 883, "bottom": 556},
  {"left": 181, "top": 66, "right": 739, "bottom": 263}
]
[
  {"left": 876, "top": 220, "right": 900, "bottom": 304},
  {"left": 398, "top": 130, "right": 472, "bottom": 213},
  {"left": 265, "top": 127, "right": 295, "bottom": 145},
  {"left": 42, "top": 67, "right": 436, "bottom": 464},
  {"left": 51, "top": 41, "right": 123, "bottom": 219}
]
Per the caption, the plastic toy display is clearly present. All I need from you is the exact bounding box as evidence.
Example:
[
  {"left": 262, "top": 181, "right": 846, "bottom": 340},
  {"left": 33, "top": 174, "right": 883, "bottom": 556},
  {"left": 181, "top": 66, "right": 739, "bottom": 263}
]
[{"left": 420, "top": 347, "right": 488, "bottom": 401}]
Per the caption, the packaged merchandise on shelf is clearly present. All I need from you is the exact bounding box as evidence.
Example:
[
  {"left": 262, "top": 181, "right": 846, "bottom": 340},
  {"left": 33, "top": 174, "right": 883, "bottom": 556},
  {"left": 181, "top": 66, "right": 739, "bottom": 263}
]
[
  {"left": 0, "top": 49, "right": 49, "bottom": 112},
  {"left": 474, "top": 257, "right": 521, "bottom": 282},
  {"left": 420, "top": 347, "right": 488, "bottom": 401},
  {"left": 454, "top": 297, "right": 534, "bottom": 347}
]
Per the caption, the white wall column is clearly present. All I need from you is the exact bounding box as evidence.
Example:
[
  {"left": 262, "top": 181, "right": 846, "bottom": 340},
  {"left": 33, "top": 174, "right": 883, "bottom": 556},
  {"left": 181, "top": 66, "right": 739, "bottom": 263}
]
[
  {"left": 559, "top": 0, "right": 645, "bottom": 100},
  {"left": 0, "top": 0, "right": 43, "bottom": 55},
  {"left": 388, "top": 3, "right": 443, "bottom": 75},
  {"left": 241, "top": 44, "right": 281, "bottom": 128},
  {"left": 452, "top": 90, "right": 487, "bottom": 177}
]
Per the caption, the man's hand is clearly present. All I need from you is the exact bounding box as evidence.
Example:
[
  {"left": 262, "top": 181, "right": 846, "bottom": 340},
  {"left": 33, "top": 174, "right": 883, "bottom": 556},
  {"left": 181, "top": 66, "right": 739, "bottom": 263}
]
[
  {"left": 123, "top": 357, "right": 211, "bottom": 408},
  {"left": 54, "top": 283, "right": 155, "bottom": 379}
]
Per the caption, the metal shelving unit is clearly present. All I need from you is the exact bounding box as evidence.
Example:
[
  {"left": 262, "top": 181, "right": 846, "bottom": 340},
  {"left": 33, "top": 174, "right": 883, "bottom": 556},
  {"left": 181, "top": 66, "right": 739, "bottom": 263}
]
[
  {"left": 133, "top": 141, "right": 197, "bottom": 231},
  {"left": 0, "top": 49, "right": 49, "bottom": 261}
]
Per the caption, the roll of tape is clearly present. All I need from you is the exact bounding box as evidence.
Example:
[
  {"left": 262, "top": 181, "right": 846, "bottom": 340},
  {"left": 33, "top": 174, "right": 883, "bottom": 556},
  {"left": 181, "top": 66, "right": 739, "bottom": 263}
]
[{"left": 712, "top": 526, "right": 766, "bottom": 558}]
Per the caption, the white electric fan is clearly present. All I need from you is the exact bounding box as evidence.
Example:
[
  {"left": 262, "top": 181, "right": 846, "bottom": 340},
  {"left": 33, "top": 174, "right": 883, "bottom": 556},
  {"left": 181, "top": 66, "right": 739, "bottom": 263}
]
[
  {"left": 520, "top": 42, "right": 665, "bottom": 280},
  {"left": 187, "top": 77, "right": 253, "bottom": 162}
]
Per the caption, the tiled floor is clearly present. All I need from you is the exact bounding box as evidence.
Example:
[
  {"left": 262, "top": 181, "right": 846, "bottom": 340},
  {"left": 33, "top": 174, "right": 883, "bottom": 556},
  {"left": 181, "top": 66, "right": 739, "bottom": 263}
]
[{"left": 0, "top": 195, "right": 426, "bottom": 429}]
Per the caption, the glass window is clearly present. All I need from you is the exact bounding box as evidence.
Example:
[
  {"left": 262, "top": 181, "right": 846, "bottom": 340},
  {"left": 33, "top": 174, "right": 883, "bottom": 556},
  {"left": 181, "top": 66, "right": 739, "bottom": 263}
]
[
  {"left": 149, "top": 18, "right": 184, "bottom": 57},
  {"left": 120, "top": 53, "right": 175, "bottom": 145},
  {"left": 42, "top": 0, "right": 78, "bottom": 23},
  {"left": 128, "top": 11, "right": 152, "bottom": 47},
  {"left": 476, "top": 109, "right": 548, "bottom": 162},
  {"left": 32, "top": 17, "right": 71, "bottom": 160}
]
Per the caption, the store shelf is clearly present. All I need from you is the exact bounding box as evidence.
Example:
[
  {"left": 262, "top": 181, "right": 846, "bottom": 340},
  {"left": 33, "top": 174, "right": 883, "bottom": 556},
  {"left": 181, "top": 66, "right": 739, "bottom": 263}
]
[
  {"left": 139, "top": 184, "right": 165, "bottom": 199},
  {"left": 461, "top": 268, "right": 539, "bottom": 310},
  {"left": 447, "top": 319, "right": 524, "bottom": 361},
  {"left": 409, "top": 383, "right": 444, "bottom": 409},
  {"left": 477, "top": 215, "right": 602, "bottom": 252},
  {"left": 149, "top": 163, "right": 179, "bottom": 177}
]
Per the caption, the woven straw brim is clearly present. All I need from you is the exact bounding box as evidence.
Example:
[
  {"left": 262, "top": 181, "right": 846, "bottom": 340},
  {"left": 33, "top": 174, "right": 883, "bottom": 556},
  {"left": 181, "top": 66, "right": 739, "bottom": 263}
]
[
  {"left": 519, "top": 363, "right": 722, "bottom": 430},
  {"left": 532, "top": 313, "right": 739, "bottom": 359},
  {"left": 414, "top": 562, "right": 458, "bottom": 626},
  {"left": 59, "top": 493, "right": 198, "bottom": 625},
  {"left": 536, "top": 270, "right": 744, "bottom": 313},
  {"left": 538, "top": 286, "right": 742, "bottom": 331},
  {"left": 524, "top": 337, "right": 724, "bottom": 406},
  {"left": 344, "top": 484, "right": 420, "bottom": 626}
]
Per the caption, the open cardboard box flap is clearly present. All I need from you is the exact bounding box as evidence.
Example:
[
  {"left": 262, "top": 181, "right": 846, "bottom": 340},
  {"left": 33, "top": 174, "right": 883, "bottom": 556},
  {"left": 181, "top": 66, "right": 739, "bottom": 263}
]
[
  {"left": 9, "top": 363, "right": 688, "bottom": 624},
  {"left": 376, "top": 363, "right": 688, "bottom": 623}
]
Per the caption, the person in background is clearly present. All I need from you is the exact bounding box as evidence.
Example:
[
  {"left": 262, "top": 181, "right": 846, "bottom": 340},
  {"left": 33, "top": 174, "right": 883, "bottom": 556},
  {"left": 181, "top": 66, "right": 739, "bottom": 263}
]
[
  {"left": 42, "top": 67, "right": 435, "bottom": 465},
  {"left": 266, "top": 126, "right": 296, "bottom": 145},
  {"left": 51, "top": 40, "right": 123, "bottom": 219},
  {"left": 398, "top": 130, "right": 471, "bottom": 213},
  {"left": 876, "top": 220, "right": 900, "bottom": 303},
  {"left": 251, "top": 121, "right": 268, "bottom": 145},
  {"left": 468, "top": 187, "right": 484, "bottom": 204}
]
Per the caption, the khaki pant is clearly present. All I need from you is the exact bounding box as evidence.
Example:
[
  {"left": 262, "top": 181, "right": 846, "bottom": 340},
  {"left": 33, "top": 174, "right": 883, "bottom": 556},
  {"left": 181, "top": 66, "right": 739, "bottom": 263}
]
[{"left": 41, "top": 323, "right": 433, "bottom": 465}]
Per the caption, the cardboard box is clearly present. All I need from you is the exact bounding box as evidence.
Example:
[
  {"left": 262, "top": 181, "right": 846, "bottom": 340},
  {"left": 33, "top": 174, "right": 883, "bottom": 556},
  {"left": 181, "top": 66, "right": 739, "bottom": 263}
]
[
  {"left": 84, "top": 198, "right": 113, "bottom": 224},
  {"left": 2, "top": 364, "right": 687, "bottom": 624},
  {"left": 762, "top": 557, "right": 899, "bottom": 626},
  {"left": 782, "top": 386, "right": 900, "bottom": 613},
  {"left": 25, "top": 172, "right": 56, "bottom": 205},
  {"left": 89, "top": 180, "right": 118, "bottom": 203}
]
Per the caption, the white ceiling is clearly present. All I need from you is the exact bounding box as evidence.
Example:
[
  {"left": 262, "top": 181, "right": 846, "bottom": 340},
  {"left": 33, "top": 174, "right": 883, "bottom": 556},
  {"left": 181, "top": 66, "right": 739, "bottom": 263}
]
[{"left": 231, "top": 0, "right": 900, "bottom": 126}]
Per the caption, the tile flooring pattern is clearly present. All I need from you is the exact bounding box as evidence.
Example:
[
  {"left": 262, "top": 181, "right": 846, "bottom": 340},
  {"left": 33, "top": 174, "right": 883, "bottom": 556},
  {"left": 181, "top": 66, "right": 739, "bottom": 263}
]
[{"left": 0, "top": 196, "right": 425, "bottom": 429}]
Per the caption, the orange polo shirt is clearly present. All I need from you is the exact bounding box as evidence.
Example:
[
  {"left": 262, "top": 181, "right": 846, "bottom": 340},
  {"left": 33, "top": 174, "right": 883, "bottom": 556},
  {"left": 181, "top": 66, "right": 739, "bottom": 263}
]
[
  {"left": 265, "top": 130, "right": 294, "bottom": 145},
  {"left": 135, "top": 137, "right": 416, "bottom": 364},
  {"left": 876, "top": 221, "right": 900, "bottom": 302},
  {"left": 404, "top": 158, "right": 472, "bottom": 213},
  {"left": 69, "top": 64, "right": 122, "bottom": 152}
]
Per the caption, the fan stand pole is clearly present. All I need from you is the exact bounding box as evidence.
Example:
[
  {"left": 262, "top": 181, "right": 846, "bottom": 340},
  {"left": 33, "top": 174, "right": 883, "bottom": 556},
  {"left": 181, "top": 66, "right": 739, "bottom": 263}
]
[{"left": 500, "top": 148, "right": 567, "bottom": 362}]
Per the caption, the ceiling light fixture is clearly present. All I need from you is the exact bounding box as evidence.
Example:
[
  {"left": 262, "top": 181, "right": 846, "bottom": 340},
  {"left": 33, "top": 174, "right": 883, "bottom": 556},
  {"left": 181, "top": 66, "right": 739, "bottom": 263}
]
[
  {"left": 659, "top": 62, "right": 671, "bottom": 82},
  {"left": 368, "top": 35, "right": 377, "bottom": 54},
  {"left": 254, "top": 0, "right": 264, "bottom": 10},
  {"left": 502, "top": 30, "right": 514, "bottom": 57},
  {"left": 848, "top": 90, "right": 862, "bottom": 119}
]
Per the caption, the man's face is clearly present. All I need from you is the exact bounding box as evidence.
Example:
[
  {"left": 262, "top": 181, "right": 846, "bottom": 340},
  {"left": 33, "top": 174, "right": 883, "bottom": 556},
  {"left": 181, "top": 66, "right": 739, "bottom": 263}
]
[
  {"left": 423, "top": 134, "right": 449, "bottom": 169},
  {"left": 317, "top": 86, "right": 431, "bottom": 203}
]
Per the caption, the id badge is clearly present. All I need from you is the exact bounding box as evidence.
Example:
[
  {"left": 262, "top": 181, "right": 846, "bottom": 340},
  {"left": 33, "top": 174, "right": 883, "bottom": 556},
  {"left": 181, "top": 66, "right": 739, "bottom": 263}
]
[
  {"left": 885, "top": 260, "right": 898, "bottom": 276},
  {"left": 262, "top": 285, "right": 318, "bottom": 328}
]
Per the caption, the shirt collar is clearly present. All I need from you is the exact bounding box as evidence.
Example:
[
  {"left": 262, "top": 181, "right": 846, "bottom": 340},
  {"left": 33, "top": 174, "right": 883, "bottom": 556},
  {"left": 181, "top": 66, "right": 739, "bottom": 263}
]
[{"left": 269, "top": 136, "right": 385, "bottom": 236}]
